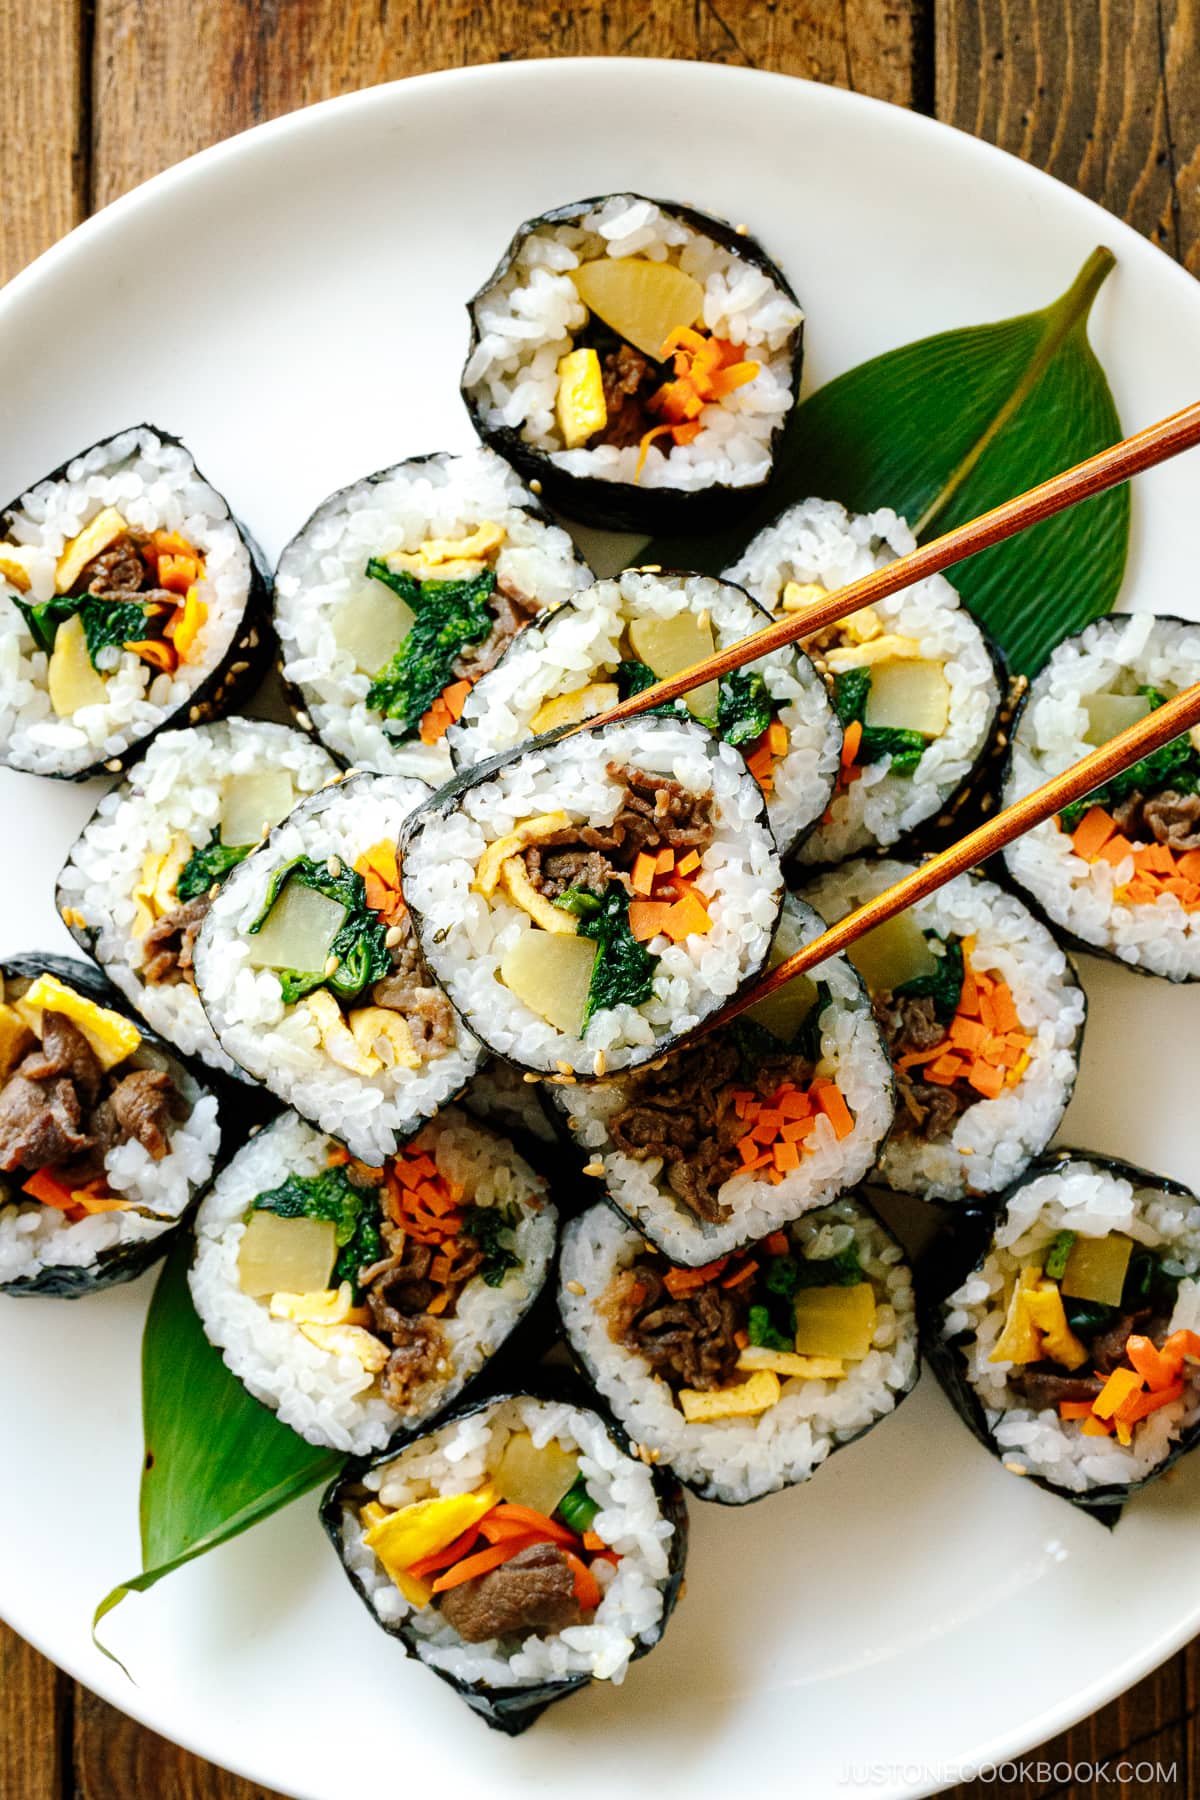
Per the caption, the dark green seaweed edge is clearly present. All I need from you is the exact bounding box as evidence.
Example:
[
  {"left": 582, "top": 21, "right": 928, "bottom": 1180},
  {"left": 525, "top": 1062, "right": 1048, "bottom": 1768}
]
[
  {"left": 0, "top": 951, "right": 221, "bottom": 1297},
  {"left": 921, "top": 1147, "right": 1200, "bottom": 1522},
  {"left": 319, "top": 1374, "right": 688, "bottom": 1734},
  {"left": 0, "top": 423, "right": 274, "bottom": 783},
  {"left": 459, "top": 195, "right": 804, "bottom": 534},
  {"left": 399, "top": 713, "right": 786, "bottom": 1082}
]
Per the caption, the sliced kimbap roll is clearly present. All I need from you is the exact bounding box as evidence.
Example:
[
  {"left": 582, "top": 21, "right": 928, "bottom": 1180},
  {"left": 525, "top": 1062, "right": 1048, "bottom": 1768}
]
[
  {"left": 1002, "top": 613, "right": 1200, "bottom": 980},
  {"left": 552, "top": 895, "right": 894, "bottom": 1263},
  {"left": 725, "top": 497, "right": 1004, "bottom": 864},
  {"left": 273, "top": 447, "right": 590, "bottom": 784},
  {"left": 0, "top": 954, "right": 219, "bottom": 1295},
  {"left": 801, "top": 859, "right": 1086, "bottom": 1204},
  {"left": 321, "top": 1386, "right": 687, "bottom": 1731},
  {"left": 190, "top": 1107, "right": 556, "bottom": 1453},
  {"left": 933, "top": 1152, "right": 1200, "bottom": 1508},
  {"left": 56, "top": 719, "right": 339, "bottom": 1079},
  {"left": 401, "top": 716, "right": 782, "bottom": 1079},
  {"left": 560, "top": 1195, "right": 917, "bottom": 1503},
  {"left": 194, "top": 772, "right": 481, "bottom": 1162},
  {"left": 461, "top": 194, "right": 803, "bottom": 532},
  {"left": 0, "top": 426, "right": 269, "bottom": 780},
  {"left": 449, "top": 569, "right": 841, "bottom": 857}
]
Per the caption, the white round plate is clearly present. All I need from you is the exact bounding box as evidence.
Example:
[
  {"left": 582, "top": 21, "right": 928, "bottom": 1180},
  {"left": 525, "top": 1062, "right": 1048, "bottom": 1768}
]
[{"left": 2, "top": 57, "right": 1199, "bottom": 1800}]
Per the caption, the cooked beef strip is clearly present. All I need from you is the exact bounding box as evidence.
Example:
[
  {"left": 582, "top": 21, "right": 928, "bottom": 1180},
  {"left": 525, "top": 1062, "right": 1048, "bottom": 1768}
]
[
  {"left": 19, "top": 1011, "right": 103, "bottom": 1107},
  {"left": 521, "top": 844, "right": 624, "bottom": 900},
  {"left": 452, "top": 575, "right": 541, "bottom": 684},
  {"left": 872, "top": 990, "right": 972, "bottom": 1144},
  {"left": 0, "top": 1074, "right": 90, "bottom": 1172},
  {"left": 436, "top": 1540, "right": 584, "bottom": 1642},
  {"left": 606, "top": 1036, "right": 749, "bottom": 1223},
  {"left": 370, "top": 906, "right": 455, "bottom": 1053},
  {"left": 1088, "top": 1307, "right": 1155, "bottom": 1376},
  {"left": 379, "top": 1315, "right": 448, "bottom": 1410},
  {"left": 606, "top": 1256, "right": 746, "bottom": 1392},
  {"left": 873, "top": 992, "right": 944, "bottom": 1054},
  {"left": 77, "top": 532, "right": 175, "bottom": 608},
  {"left": 141, "top": 894, "right": 211, "bottom": 986},
  {"left": 58, "top": 1098, "right": 119, "bottom": 1186},
  {"left": 1012, "top": 1369, "right": 1105, "bottom": 1410},
  {"left": 1143, "top": 790, "right": 1200, "bottom": 851},
  {"left": 591, "top": 344, "right": 659, "bottom": 451},
  {"left": 109, "top": 1068, "right": 182, "bottom": 1159},
  {"left": 539, "top": 762, "right": 716, "bottom": 868}
]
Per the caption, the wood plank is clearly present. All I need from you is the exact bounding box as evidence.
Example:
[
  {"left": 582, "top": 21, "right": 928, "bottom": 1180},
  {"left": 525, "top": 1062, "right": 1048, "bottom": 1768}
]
[
  {"left": 0, "top": 0, "right": 84, "bottom": 284},
  {"left": 73, "top": 1681, "right": 286, "bottom": 1800},
  {"left": 90, "top": 0, "right": 925, "bottom": 208},
  {"left": 0, "top": 1619, "right": 68, "bottom": 1799},
  {"left": 936, "top": 0, "right": 1200, "bottom": 272}
]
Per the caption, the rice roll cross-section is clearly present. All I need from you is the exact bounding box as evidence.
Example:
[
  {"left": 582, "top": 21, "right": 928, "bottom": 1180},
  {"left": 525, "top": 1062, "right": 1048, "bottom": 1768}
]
[
  {"left": 560, "top": 1196, "right": 917, "bottom": 1504},
  {"left": 552, "top": 895, "right": 894, "bottom": 1264},
  {"left": 56, "top": 720, "right": 339, "bottom": 1079},
  {"left": 0, "top": 955, "right": 219, "bottom": 1296},
  {"left": 402, "top": 716, "right": 783, "bottom": 1079},
  {"left": 321, "top": 1387, "right": 687, "bottom": 1732},
  {"left": 934, "top": 1153, "right": 1200, "bottom": 1506},
  {"left": 449, "top": 569, "right": 841, "bottom": 857},
  {"left": 190, "top": 1108, "right": 556, "bottom": 1454},
  {"left": 0, "top": 426, "right": 269, "bottom": 780},
  {"left": 801, "top": 860, "right": 1086, "bottom": 1204},
  {"left": 194, "top": 773, "right": 481, "bottom": 1163},
  {"left": 725, "top": 498, "right": 1004, "bottom": 865},
  {"left": 1002, "top": 614, "right": 1200, "bottom": 980},
  {"left": 461, "top": 194, "right": 804, "bottom": 532},
  {"left": 273, "top": 447, "right": 590, "bottom": 785}
]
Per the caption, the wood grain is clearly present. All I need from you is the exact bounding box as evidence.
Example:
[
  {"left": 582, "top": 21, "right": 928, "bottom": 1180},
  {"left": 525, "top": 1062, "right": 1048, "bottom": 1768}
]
[
  {"left": 72, "top": 1684, "right": 286, "bottom": 1800},
  {"left": 0, "top": 0, "right": 85, "bottom": 286},
  {"left": 0, "top": 1620, "right": 67, "bottom": 1800},
  {"left": 937, "top": 0, "right": 1200, "bottom": 274}
]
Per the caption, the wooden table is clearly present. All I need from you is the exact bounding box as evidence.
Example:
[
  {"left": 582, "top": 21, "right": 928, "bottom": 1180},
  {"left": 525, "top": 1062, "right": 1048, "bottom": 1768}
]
[{"left": 2, "top": 3, "right": 1198, "bottom": 1796}]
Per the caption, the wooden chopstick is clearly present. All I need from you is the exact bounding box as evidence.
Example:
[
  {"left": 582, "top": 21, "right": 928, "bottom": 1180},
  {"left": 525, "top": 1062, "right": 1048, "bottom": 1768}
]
[
  {"left": 578, "top": 398, "right": 1200, "bottom": 732},
  {"left": 707, "top": 674, "right": 1200, "bottom": 1030}
]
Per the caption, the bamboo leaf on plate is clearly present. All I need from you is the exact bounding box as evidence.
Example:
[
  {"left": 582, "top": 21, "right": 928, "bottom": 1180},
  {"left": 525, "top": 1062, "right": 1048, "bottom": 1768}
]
[
  {"left": 641, "top": 248, "right": 1128, "bottom": 675},
  {"left": 93, "top": 1231, "right": 341, "bottom": 1669}
]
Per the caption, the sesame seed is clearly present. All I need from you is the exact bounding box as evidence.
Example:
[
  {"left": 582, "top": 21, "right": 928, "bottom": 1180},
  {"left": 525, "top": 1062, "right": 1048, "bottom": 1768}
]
[
  {"left": 326, "top": 855, "right": 342, "bottom": 878},
  {"left": 385, "top": 925, "right": 403, "bottom": 948},
  {"left": 296, "top": 712, "right": 313, "bottom": 731},
  {"left": 522, "top": 1072, "right": 541, "bottom": 1084},
  {"left": 565, "top": 1279, "right": 586, "bottom": 1296},
  {"left": 187, "top": 707, "right": 201, "bottom": 723},
  {"left": 245, "top": 629, "right": 260, "bottom": 649},
  {"left": 345, "top": 767, "right": 362, "bottom": 780},
  {"left": 208, "top": 883, "right": 220, "bottom": 900},
  {"left": 1003, "top": 1461, "right": 1028, "bottom": 1477},
  {"left": 556, "top": 1059, "right": 573, "bottom": 1075},
  {"left": 639, "top": 563, "right": 662, "bottom": 574},
  {"left": 697, "top": 609, "right": 710, "bottom": 632},
  {"left": 230, "top": 660, "right": 249, "bottom": 676},
  {"left": 583, "top": 1161, "right": 605, "bottom": 1177},
  {"left": 735, "top": 222, "right": 750, "bottom": 235},
  {"left": 324, "top": 954, "right": 340, "bottom": 977},
  {"left": 530, "top": 479, "right": 543, "bottom": 495},
  {"left": 105, "top": 757, "right": 123, "bottom": 772},
  {"left": 593, "top": 1049, "right": 606, "bottom": 1077}
]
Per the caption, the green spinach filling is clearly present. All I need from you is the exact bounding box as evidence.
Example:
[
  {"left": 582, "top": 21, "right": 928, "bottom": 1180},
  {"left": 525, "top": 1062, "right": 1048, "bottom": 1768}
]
[
  {"left": 251, "top": 1165, "right": 384, "bottom": 1297},
  {"left": 747, "top": 1241, "right": 866, "bottom": 1349},
  {"left": 248, "top": 854, "right": 391, "bottom": 1004},
  {"left": 832, "top": 666, "right": 927, "bottom": 777},
  {"left": 363, "top": 562, "right": 496, "bottom": 737},
  {"left": 176, "top": 830, "right": 254, "bottom": 903},
  {"left": 1059, "top": 686, "right": 1200, "bottom": 831}
]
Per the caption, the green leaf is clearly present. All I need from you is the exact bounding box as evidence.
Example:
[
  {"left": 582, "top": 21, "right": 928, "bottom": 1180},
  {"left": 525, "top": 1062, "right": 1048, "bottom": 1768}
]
[
  {"left": 12, "top": 594, "right": 78, "bottom": 654},
  {"left": 176, "top": 830, "right": 253, "bottom": 903},
  {"left": 79, "top": 598, "right": 157, "bottom": 666},
  {"left": 717, "top": 670, "right": 774, "bottom": 747},
  {"left": 253, "top": 1164, "right": 384, "bottom": 1293},
  {"left": 578, "top": 883, "right": 657, "bottom": 1023},
  {"left": 893, "top": 933, "right": 964, "bottom": 1022},
  {"left": 364, "top": 562, "right": 496, "bottom": 734},
  {"left": 250, "top": 854, "right": 390, "bottom": 1004},
  {"left": 93, "top": 1235, "right": 341, "bottom": 1670},
  {"left": 641, "top": 249, "right": 1127, "bottom": 676}
]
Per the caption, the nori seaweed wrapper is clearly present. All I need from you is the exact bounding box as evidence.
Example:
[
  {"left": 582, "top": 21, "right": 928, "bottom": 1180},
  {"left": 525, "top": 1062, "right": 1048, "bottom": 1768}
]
[
  {"left": 921, "top": 1148, "right": 1200, "bottom": 1525},
  {"left": 461, "top": 195, "right": 803, "bottom": 534},
  {"left": 0, "top": 425, "right": 273, "bottom": 782},
  {"left": 0, "top": 951, "right": 221, "bottom": 1297},
  {"left": 320, "top": 1375, "right": 688, "bottom": 1734}
]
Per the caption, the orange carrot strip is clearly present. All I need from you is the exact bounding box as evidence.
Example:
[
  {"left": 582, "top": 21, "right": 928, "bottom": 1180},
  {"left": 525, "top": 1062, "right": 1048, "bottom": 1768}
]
[
  {"left": 814, "top": 1084, "right": 854, "bottom": 1140},
  {"left": 431, "top": 1537, "right": 542, "bottom": 1592},
  {"left": 489, "top": 1504, "right": 579, "bottom": 1546},
  {"left": 628, "top": 899, "right": 672, "bottom": 942},
  {"left": 841, "top": 719, "right": 863, "bottom": 766},
  {"left": 1093, "top": 1366, "right": 1144, "bottom": 1420},
  {"left": 1096, "top": 833, "right": 1134, "bottom": 868},
  {"left": 581, "top": 1530, "right": 609, "bottom": 1552},
  {"left": 406, "top": 1526, "right": 482, "bottom": 1578},
  {"left": 763, "top": 1231, "right": 790, "bottom": 1254},
  {"left": 1116, "top": 1381, "right": 1185, "bottom": 1426},
  {"left": 781, "top": 1117, "right": 816, "bottom": 1143},
  {"left": 1058, "top": 1401, "right": 1095, "bottom": 1420},
  {"left": 1125, "top": 1335, "right": 1175, "bottom": 1391},
  {"left": 561, "top": 1549, "right": 602, "bottom": 1612},
  {"left": 948, "top": 1016, "right": 988, "bottom": 1054},
  {"left": 632, "top": 853, "right": 658, "bottom": 896},
  {"left": 22, "top": 1166, "right": 78, "bottom": 1210},
  {"left": 773, "top": 1141, "right": 800, "bottom": 1173},
  {"left": 654, "top": 847, "right": 675, "bottom": 876},
  {"left": 720, "top": 1260, "right": 757, "bottom": 1289},
  {"left": 1070, "top": 806, "right": 1117, "bottom": 860},
  {"left": 1080, "top": 1413, "right": 1115, "bottom": 1436},
  {"left": 675, "top": 850, "right": 700, "bottom": 877},
  {"left": 967, "top": 1061, "right": 1005, "bottom": 1100},
  {"left": 989, "top": 983, "right": 1021, "bottom": 1033}
]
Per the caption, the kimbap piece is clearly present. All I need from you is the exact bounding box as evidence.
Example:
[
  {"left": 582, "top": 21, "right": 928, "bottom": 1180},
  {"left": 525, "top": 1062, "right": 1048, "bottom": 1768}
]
[
  {"left": 190, "top": 1107, "right": 557, "bottom": 1453},
  {"left": 552, "top": 895, "right": 894, "bottom": 1263},
  {"left": 932, "top": 1152, "right": 1200, "bottom": 1508},
  {"left": 1002, "top": 613, "right": 1200, "bottom": 980},
  {"left": 461, "top": 194, "right": 803, "bottom": 532},
  {"left": 0, "top": 426, "right": 270, "bottom": 780},
  {"left": 559, "top": 1195, "right": 917, "bottom": 1504},
  {"left": 193, "top": 772, "right": 481, "bottom": 1162},
  {"left": 56, "top": 719, "right": 339, "bottom": 1079},
  {"left": 273, "top": 447, "right": 590, "bottom": 783},
  {"left": 401, "top": 716, "right": 783, "bottom": 1078},
  {"left": 449, "top": 569, "right": 841, "bottom": 856},
  {"left": 0, "top": 954, "right": 220, "bottom": 1295},
  {"left": 321, "top": 1386, "right": 687, "bottom": 1731},
  {"left": 725, "top": 497, "right": 1004, "bottom": 864},
  {"left": 800, "top": 860, "right": 1086, "bottom": 1203}
]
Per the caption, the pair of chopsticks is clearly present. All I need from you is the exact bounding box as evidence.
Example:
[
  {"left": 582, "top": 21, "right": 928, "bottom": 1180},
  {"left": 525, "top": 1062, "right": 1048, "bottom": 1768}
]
[{"left": 576, "top": 399, "right": 1200, "bottom": 1020}]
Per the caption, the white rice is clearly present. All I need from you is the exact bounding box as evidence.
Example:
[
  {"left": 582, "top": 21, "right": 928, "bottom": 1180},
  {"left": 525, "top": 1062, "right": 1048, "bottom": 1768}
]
[
  {"left": 449, "top": 569, "right": 841, "bottom": 855},
  {"left": 56, "top": 719, "right": 338, "bottom": 1077},
  {"left": 0, "top": 426, "right": 257, "bottom": 777},
  {"left": 801, "top": 859, "right": 1086, "bottom": 1202},
  {"left": 273, "top": 447, "right": 589, "bottom": 784},
  {"left": 553, "top": 895, "right": 894, "bottom": 1263},
  {"left": 560, "top": 1198, "right": 917, "bottom": 1503},
  {"left": 0, "top": 1026, "right": 219, "bottom": 1288},
  {"left": 943, "top": 1156, "right": 1200, "bottom": 1493},
  {"left": 340, "top": 1394, "right": 676, "bottom": 1686},
  {"left": 193, "top": 773, "right": 482, "bottom": 1163},
  {"left": 1002, "top": 612, "right": 1200, "bottom": 979},
  {"left": 402, "top": 717, "right": 782, "bottom": 1076},
  {"left": 725, "top": 497, "right": 1001, "bottom": 863},
  {"left": 189, "top": 1108, "right": 556, "bottom": 1455},
  {"left": 463, "top": 195, "right": 802, "bottom": 492}
]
